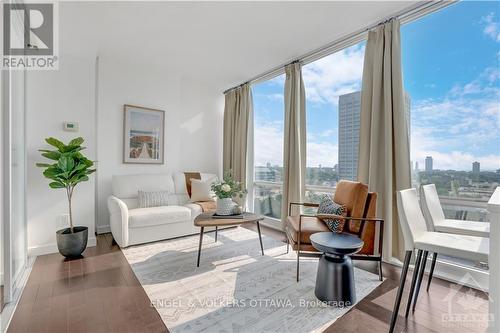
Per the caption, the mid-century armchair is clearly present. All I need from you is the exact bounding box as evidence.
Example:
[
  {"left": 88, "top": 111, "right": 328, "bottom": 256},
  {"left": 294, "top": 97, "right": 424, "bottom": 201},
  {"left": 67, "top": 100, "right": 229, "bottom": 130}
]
[{"left": 284, "top": 180, "right": 384, "bottom": 281}]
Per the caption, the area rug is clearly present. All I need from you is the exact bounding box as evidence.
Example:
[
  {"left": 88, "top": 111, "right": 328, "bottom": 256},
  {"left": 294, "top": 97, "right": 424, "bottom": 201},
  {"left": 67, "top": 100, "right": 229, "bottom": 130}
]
[{"left": 122, "top": 227, "right": 383, "bottom": 333}]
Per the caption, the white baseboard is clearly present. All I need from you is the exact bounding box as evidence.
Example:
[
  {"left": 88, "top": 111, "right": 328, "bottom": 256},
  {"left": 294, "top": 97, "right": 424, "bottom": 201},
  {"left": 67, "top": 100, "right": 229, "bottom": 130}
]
[
  {"left": 260, "top": 217, "right": 284, "bottom": 231},
  {"left": 28, "top": 237, "right": 97, "bottom": 257},
  {"left": 96, "top": 224, "right": 111, "bottom": 234},
  {"left": 386, "top": 255, "right": 489, "bottom": 292}
]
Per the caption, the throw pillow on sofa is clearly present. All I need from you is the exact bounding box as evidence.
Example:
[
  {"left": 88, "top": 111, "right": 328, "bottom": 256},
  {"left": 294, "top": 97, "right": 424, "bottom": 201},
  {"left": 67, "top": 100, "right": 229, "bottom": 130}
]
[
  {"left": 138, "top": 190, "right": 170, "bottom": 208},
  {"left": 190, "top": 178, "right": 215, "bottom": 202},
  {"left": 317, "top": 195, "right": 346, "bottom": 233}
]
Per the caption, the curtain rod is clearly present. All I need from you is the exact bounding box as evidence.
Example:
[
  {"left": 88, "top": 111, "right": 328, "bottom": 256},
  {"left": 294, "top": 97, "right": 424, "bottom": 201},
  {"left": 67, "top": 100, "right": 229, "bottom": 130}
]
[{"left": 223, "top": 0, "right": 456, "bottom": 95}]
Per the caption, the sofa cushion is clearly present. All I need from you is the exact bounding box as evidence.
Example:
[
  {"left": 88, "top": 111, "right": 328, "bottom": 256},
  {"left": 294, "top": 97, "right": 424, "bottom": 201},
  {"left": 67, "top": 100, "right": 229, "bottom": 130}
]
[
  {"left": 285, "top": 215, "right": 329, "bottom": 245},
  {"left": 138, "top": 190, "right": 170, "bottom": 208},
  {"left": 112, "top": 174, "right": 175, "bottom": 199},
  {"left": 190, "top": 178, "right": 215, "bottom": 202},
  {"left": 183, "top": 203, "right": 203, "bottom": 218},
  {"left": 128, "top": 206, "right": 191, "bottom": 229}
]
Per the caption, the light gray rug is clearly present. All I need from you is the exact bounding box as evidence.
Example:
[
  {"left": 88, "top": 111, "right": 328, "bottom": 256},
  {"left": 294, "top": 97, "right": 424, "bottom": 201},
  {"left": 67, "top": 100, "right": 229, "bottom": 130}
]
[{"left": 122, "top": 227, "right": 382, "bottom": 333}]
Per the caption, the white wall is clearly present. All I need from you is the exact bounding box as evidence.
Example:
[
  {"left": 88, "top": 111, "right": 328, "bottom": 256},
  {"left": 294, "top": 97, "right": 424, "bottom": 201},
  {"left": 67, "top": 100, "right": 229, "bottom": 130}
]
[
  {"left": 25, "top": 53, "right": 223, "bottom": 253},
  {"left": 26, "top": 55, "right": 97, "bottom": 256},
  {"left": 95, "top": 57, "right": 223, "bottom": 233}
]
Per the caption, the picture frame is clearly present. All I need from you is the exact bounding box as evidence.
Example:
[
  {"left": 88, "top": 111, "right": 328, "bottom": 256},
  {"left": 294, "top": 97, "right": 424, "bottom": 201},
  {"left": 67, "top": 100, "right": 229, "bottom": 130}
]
[{"left": 123, "top": 104, "right": 165, "bottom": 164}]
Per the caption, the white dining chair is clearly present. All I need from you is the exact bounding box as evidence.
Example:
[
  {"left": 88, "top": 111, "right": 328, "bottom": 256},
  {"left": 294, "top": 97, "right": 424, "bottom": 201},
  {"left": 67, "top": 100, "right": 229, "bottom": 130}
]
[
  {"left": 389, "top": 188, "right": 489, "bottom": 333},
  {"left": 420, "top": 184, "right": 490, "bottom": 291},
  {"left": 421, "top": 184, "right": 490, "bottom": 237}
]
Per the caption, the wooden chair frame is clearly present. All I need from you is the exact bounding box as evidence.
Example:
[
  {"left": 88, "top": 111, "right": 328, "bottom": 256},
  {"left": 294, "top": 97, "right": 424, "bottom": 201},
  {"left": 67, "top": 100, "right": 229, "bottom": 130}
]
[{"left": 286, "top": 202, "right": 384, "bottom": 281}]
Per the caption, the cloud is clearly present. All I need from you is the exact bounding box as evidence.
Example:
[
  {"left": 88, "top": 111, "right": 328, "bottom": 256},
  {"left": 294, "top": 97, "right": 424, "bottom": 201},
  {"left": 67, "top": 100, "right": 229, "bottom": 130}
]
[
  {"left": 319, "top": 129, "right": 335, "bottom": 137},
  {"left": 254, "top": 122, "right": 339, "bottom": 168},
  {"left": 411, "top": 67, "right": 500, "bottom": 170},
  {"left": 302, "top": 43, "right": 365, "bottom": 106},
  {"left": 307, "top": 141, "right": 338, "bottom": 167},
  {"left": 254, "top": 123, "right": 283, "bottom": 166},
  {"left": 481, "top": 12, "right": 500, "bottom": 42}
]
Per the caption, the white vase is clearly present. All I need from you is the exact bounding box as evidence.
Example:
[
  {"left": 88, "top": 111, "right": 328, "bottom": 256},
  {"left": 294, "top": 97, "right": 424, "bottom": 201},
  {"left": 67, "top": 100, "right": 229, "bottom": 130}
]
[{"left": 216, "top": 198, "right": 235, "bottom": 215}]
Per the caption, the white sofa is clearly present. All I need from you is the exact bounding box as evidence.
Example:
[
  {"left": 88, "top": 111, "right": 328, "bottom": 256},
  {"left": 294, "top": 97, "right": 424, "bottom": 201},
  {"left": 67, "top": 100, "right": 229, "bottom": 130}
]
[{"left": 107, "top": 172, "right": 216, "bottom": 247}]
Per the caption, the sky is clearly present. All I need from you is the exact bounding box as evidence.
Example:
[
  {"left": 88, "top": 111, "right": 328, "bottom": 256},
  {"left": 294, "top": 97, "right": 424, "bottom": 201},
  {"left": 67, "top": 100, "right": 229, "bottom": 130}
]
[{"left": 253, "top": 1, "right": 500, "bottom": 171}]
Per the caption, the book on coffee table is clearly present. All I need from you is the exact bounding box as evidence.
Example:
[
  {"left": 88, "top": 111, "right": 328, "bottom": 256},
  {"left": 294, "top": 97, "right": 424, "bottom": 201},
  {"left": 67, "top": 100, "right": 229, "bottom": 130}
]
[{"left": 211, "top": 213, "right": 245, "bottom": 219}]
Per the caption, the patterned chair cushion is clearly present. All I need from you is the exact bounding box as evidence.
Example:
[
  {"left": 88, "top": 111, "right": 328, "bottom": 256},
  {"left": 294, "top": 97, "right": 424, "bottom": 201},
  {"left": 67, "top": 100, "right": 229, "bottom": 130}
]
[{"left": 317, "top": 195, "right": 346, "bottom": 233}]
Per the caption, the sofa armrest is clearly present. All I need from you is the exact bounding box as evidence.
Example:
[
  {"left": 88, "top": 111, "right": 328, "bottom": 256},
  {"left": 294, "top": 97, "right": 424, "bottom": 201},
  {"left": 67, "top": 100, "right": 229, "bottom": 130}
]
[{"left": 107, "top": 195, "right": 130, "bottom": 247}]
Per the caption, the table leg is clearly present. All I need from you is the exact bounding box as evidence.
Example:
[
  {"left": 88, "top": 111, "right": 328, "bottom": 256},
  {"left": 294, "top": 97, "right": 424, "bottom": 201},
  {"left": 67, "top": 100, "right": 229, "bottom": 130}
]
[
  {"left": 256, "top": 221, "right": 264, "bottom": 255},
  {"left": 315, "top": 254, "right": 356, "bottom": 304},
  {"left": 215, "top": 226, "right": 218, "bottom": 242},
  {"left": 197, "top": 227, "right": 204, "bottom": 267}
]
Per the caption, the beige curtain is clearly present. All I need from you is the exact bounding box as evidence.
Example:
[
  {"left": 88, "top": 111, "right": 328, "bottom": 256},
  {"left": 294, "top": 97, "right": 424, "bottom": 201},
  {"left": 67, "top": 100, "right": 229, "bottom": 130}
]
[
  {"left": 281, "top": 62, "right": 307, "bottom": 226},
  {"left": 358, "top": 19, "right": 411, "bottom": 261},
  {"left": 223, "top": 84, "right": 252, "bottom": 184}
]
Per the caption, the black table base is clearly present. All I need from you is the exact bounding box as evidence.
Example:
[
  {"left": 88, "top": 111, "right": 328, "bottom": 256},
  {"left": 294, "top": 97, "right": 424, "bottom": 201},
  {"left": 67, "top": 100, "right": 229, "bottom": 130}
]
[{"left": 314, "top": 253, "right": 356, "bottom": 306}]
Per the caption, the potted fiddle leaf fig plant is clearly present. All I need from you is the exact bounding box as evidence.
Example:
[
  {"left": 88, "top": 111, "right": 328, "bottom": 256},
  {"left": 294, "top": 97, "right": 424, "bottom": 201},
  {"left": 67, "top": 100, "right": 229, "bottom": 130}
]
[{"left": 36, "top": 137, "right": 96, "bottom": 258}]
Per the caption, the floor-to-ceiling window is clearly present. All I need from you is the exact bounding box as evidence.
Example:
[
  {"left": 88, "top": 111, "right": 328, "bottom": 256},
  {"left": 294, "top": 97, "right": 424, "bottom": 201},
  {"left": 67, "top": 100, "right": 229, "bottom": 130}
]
[
  {"left": 251, "top": 43, "right": 367, "bottom": 222},
  {"left": 252, "top": 75, "right": 285, "bottom": 221},
  {"left": 1, "top": 67, "right": 28, "bottom": 331},
  {"left": 302, "top": 42, "right": 365, "bottom": 203},
  {"left": 402, "top": 1, "right": 500, "bottom": 270}
]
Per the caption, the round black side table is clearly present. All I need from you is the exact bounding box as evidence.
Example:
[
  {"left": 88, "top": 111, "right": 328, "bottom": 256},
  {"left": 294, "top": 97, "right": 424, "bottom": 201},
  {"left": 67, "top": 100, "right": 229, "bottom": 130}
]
[{"left": 310, "top": 232, "right": 364, "bottom": 306}]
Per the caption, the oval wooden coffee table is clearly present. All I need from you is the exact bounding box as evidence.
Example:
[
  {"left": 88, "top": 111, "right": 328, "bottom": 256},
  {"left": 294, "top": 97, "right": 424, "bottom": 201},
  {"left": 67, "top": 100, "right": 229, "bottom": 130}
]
[{"left": 194, "top": 212, "right": 265, "bottom": 267}]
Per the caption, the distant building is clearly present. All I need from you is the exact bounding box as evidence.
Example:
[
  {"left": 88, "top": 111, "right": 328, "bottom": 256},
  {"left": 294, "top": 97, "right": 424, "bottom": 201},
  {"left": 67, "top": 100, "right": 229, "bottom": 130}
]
[
  {"left": 338, "top": 91, "right": 411, "bottom": 180},
  {"left": 255, "top": 165, "right": 277, "bottom": 182},
  {"left": 425, "top": 156, "right": 433, "bottom": 172},
  {"left": 473, "top": 161, "right": 480, "bottom": 174},
  {"left": 415, "top": 161, "right": 419, "bottom": 171}
]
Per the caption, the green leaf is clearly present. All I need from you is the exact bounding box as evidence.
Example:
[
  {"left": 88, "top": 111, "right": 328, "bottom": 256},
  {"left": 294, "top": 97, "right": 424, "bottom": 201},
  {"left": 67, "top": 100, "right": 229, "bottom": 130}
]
[
  {"left": 60, "top": 145, "right": 83, "bottom": 153},
  {"left": 45, "top": 137, "right": 65, "bottom": 150},
  {"left": 43, "top": 168, "right": 65, "bottom": 182},
  {"left": 41, "top": 151, "right": 61, "bottom": 161},
  {"left": 58, "top": 155, "right": 75, "bottom": 172},
  {"left": 36, "top": 163, "right": 52, "bottom": 168},
  {"left": 69, "top": 137, "right": 84, "bottom": 146},
  {"left": 49, "top": 182, "right": 66, "bottom": 189}
]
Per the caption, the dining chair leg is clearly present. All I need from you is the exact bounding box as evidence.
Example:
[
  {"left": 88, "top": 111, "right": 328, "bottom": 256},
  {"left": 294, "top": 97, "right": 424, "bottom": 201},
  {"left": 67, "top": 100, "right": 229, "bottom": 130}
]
[
  {"left": 297, "top": 228, "right": 301, "bottom": 282},
  {"left": 389, "top": 250, "right": 412, "bottom": 333},
  {"left": 405, "top": 249, "right": 422, "bottom": 318},
  {"left": 296, "top": 250, "right": 300, "bottom": 282},
  {"left": 196, "top": 227, "right": 204, "bottom": 267},
  {"left": 378, "top": 257, "right": 383, "bottom": 281},
  {"left": 426, "top": 253, "right": 438, "bottom": 292},
  {"left": 256, "top": 221, "right": 264, "bottom": 256},
  {"left": 286, "top": 238, "right": 290, "bottom": 253},
  {"left": 214, "top": 226, "right": 218, "bottom": 242},
  {"left": 412, "top": 250, "right": 429, "bottom": 313}
]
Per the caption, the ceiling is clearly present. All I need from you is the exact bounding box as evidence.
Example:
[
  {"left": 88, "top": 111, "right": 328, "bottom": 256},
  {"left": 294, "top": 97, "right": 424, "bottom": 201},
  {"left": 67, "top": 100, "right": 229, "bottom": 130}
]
[{"left": 60, "top": 1, "right": 421, "bottom": 92}]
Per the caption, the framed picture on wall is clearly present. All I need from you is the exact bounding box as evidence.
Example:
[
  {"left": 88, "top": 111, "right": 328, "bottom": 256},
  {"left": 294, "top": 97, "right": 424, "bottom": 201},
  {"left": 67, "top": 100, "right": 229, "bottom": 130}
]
[{"left": 123, "top": 104, "right": 165, "bottom": 164}]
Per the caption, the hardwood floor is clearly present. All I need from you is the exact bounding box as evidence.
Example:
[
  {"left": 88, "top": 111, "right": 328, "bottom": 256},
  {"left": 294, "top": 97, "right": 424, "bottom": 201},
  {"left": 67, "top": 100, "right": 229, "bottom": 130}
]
[{"left": 7, "top": 226, "right": 488, "bottom": 333}]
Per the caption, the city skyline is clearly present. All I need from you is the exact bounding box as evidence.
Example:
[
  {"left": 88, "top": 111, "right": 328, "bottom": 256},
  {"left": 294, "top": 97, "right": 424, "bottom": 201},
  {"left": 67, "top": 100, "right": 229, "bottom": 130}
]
[{"left": 253, "top": 1, "right": 500, "bottom": 172}]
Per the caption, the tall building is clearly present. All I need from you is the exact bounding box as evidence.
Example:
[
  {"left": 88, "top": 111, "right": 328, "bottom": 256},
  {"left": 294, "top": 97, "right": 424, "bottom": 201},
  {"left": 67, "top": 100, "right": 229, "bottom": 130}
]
[
  {"left": 425, "top": 156, "right": 433, "bottom": 172},
  {"left": 338, "top": 91, "right": 411, "bottom": 180},
  {"left": 415, "top": 161, "right": 419, "bottom": 171},
  {"left": 473, "top": 161, "right": 480, "bottom": 174}
]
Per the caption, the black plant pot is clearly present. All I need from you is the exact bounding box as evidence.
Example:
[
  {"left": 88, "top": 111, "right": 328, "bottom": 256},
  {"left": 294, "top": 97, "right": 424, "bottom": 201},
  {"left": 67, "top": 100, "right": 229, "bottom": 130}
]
[{"left": 56, "top": 226, "right": 88, "bottom": 258}]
